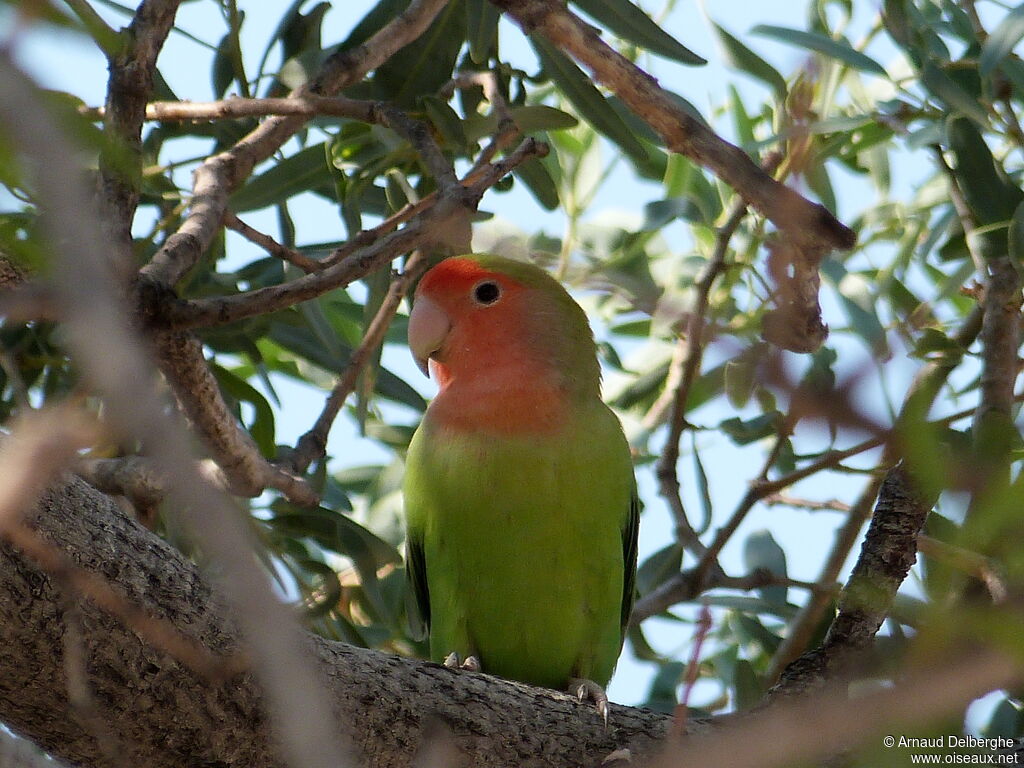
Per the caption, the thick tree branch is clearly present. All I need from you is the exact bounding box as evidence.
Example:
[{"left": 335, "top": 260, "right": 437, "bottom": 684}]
[
  {"left": 0, "top": 476, "right": 673, "bottom": 768},
  {"left": 152, "top": 331, "right": 319, "bottom": 506},
  {"left": 490, "top": 0, "right": 855, "bottom": 255},
  {"left": 100, "top": 0, "right": 182, "bottom": 278},
  {"left": 769, "top": 464, "right": 937, "bottom": 700}
]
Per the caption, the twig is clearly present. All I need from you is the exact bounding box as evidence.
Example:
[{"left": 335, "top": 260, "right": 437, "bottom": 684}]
[
  {"left": 490, "top": 0, "right": 855, "bottom": 253},
  {"left": 288, "top": 253, "right": 431, "bottom": 474},
  {"left": 148, "top": 138, "right": 546, "bottom": 331},
  {"left": 630, "top": 565, "right": 834, "bottom": 626},
  {"left": 761, "top": 493, "right": 851, "bottom": 513},
  {"left": 224, "top": 212, "right": 322, "bottom": 274},
  {"left": 83, "top": 95, "right": 377, "bottom": 123},
  {"left": 139, "top": 0, "right": 452, "bottom": 289},
  {"left": 672, "top": 603, "right": 712, "bottom": 738},
  {"left": 653, "top": 198, "right": 752, "bottom": 562}
]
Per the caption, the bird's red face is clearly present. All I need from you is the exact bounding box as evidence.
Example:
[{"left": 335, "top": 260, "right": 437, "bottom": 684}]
[{"left": 409, "top": 257, "right": 532, "bottom": 388}]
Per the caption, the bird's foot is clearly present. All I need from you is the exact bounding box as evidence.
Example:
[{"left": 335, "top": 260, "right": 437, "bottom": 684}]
[
  {"left": 568, "top": 677, "right": 609, "bottom": 727},
  {"left": 442, "top": 652, "right": 481, "bottom": 672}
]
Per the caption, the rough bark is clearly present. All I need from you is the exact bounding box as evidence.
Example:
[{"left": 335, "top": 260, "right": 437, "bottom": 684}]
[{"left": 0, "top": 477, "right": 672, "bottom": 768}]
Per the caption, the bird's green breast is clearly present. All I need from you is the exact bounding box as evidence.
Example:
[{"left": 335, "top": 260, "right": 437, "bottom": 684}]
[{"left": 404, "top": 399, "right": 633, "bottom": 688}]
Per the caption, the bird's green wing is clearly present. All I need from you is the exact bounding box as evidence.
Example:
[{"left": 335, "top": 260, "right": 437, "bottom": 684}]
[
  {"left": 620, "top": 489, "right": 640, "bottom": 634},
  {"left": 405, "top": 532, "right": 430, "bottom": 641}
]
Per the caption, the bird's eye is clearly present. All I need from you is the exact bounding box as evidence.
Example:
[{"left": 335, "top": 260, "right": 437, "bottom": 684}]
[{"left": 473, "top": 280, "right": 501, "bottom": 305}]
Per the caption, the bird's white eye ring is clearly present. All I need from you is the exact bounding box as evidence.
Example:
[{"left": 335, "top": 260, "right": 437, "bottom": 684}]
[{"left": 473, "top": 280, "right": 502, "bottom": 305}]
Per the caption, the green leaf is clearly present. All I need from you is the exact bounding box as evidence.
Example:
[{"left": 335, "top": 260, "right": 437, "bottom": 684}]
[
  {"left": 421, "top": 96, "right": 468, "bottom": 151},
  {"left": 742, "top": 530, "right": 788, "bottom": 606},
  {"left": 980, "top": 3, "right": 1024, "bottom": 75},
  {"left": 821, "top": 260, "right": 889, "bottom": 357},
  {"left": 636, "top": 542, "right": 683, "bottom": 596},
  {"left": 509, "top": 105, "right": 579, "bottom": 133},
  {"left": 724, "top": 358, "right": 756, "bottom": 408},
  {"left": 210, "top": 364, "right": 276, "bottom": 458},
  {"left": 373, "top": 0, "right": 465, "bottom": 106},
  {"left": 212, "top": 33, "right": 234, "bottom": 98},
  {"left": 571, "top": 0, "right": 706, "bottom": 65},
  {"left": 690, "top": 433, "right": 713, "bottom": 535},
  {"left": 982, "top": 697, "right": 1024, "bottom": 739},
  {"left": 514, "top": 156, "right": 560, "bottom": 210},
  {"left": 641, "top": 198, "right": 702, "bottom": 229},
  {"left": 231, "top": 143, "right": 331, "bottom": 212},
  {"left": 751, "top": 25, "right": 887, "bottom": 76},
  {"left": 733, "top": 658, "right": 762, "bottom": 710},
  {"left": 643, "top": 661, "right": 685, "bottom": 713},
  {"left": 718, "top": 412, "right": 781, "bottom": 445},
  {"left": 1009, "top": 200, "right": 1024, "bottom": 262},
  {"left": 465, "top": 0, "right": 499, "bottom": 64},
  {"left": 700, "top": 594, "right": 797, "bottom": 620},
  {"left": 947, "top": 115, "right": 1023, "bottom": 227},
  {"left": 921, "top": 63, "right": 989, "bottom": 126},
  {"left": 712, "top": 22, "right": 787, "bottom": 98},
  {"left": 531, "top": 38, "right": 649, "bottom": 161}
]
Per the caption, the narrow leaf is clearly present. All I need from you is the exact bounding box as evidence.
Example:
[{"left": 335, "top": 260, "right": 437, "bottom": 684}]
[
  {"left": 712, "top": 22, "right": 787, "bottom": 98},
  {"left": 571, "top": 0, "right": 706, "bottom": 65},
  {"left": 751, "top": 24, "right": 887, "bottom": 76},
  {"left": 531, "top": 38, "right": 649, "bottom": 160},
  {"left": 231, "top": 143, "right": 331, "bottom": 212},
  {"left": 980, "top": 3, "right": 1024, "bottom": 75}
]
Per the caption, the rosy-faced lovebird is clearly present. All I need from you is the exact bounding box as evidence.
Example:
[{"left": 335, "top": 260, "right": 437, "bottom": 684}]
[{"left": 403, "top": 254, "right": 638, "bottom": 714}]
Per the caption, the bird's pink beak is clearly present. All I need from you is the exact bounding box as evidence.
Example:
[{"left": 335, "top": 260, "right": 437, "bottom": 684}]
[{"left": 408, "top": 293, "right": 450, "bottom": 378}]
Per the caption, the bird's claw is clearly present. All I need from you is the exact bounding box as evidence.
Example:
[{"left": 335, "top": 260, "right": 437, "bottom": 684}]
[
  {"left": 442, "top": 652, "right": 481, "bottom": 672},
  {"left": 568, "top": 677, "right": 609, "bottom": 727}
]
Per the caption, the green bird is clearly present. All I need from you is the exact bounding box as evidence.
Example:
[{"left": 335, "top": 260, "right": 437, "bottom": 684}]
[{"left": 403, "top": 254, "right": 638, "bottom": 716}]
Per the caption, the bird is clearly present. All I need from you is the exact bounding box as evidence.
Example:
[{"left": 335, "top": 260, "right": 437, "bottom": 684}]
[{"left": 402, "top": 253, "right": 638, "bottom": 719}]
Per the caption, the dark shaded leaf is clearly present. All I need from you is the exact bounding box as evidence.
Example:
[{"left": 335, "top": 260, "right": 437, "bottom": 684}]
[
  {"left": 571, "top": 0, "right": 706, "bottom": 65},
  {"left": 531, "top": 38, "right": 649, "bottom": 160},
  {"left": 231, "top": 143, "right": 331, "bottom": 212}
]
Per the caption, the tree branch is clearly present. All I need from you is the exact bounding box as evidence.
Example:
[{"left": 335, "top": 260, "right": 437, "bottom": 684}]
[
  {"left": 288, "top": 253, "right": 431, "bottom": 475},
  {"left": 147, "top": 138, "right": 546, "bottom": 331},
  {"left": 768, "top": 464, "right": 936, "bottom": 700},
  {"left": 100, "top": 0, "right": 182, "bottom": 279},
  {"left": 489, "top": 0, "right": 855, "bottom": 254},
  {"left": 152, "top": 331, "right": 318, "bottom": 506},
  {"left": 0, "top": 476, "right": 674, "bottom": 768},
  {"left": 138, "top": 0, "right": 452, "bottom": 289}
]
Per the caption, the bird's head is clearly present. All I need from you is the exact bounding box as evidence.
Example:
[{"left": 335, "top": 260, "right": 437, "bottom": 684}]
[{"left": 407, "top": 255, "right": 600, "bottom": 396}]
